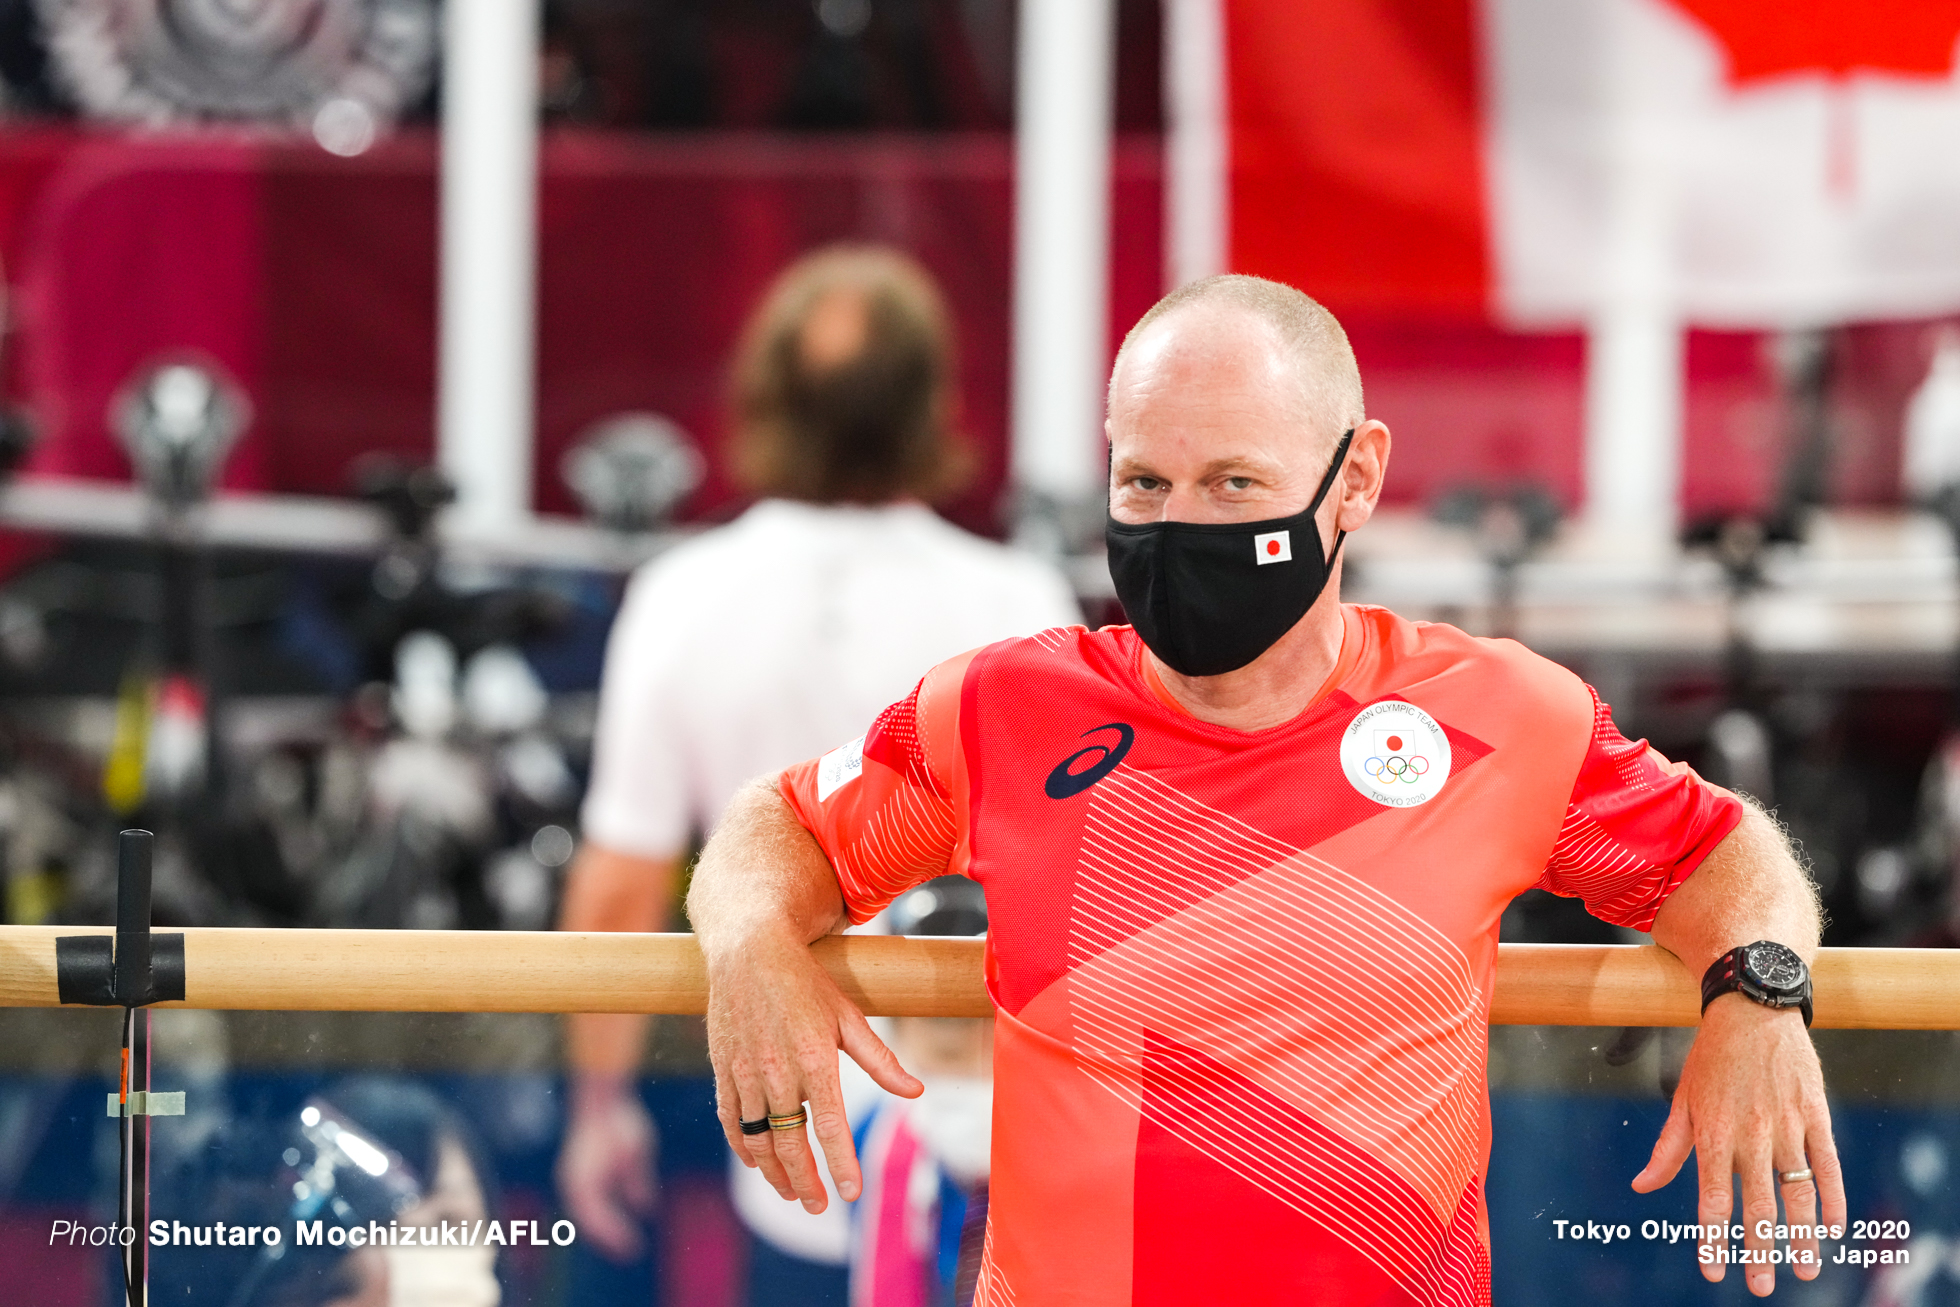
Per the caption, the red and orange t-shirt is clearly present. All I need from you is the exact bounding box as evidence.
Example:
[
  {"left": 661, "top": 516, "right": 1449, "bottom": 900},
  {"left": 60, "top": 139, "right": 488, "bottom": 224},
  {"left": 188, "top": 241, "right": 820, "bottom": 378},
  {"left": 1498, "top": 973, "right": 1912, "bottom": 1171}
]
[{"left": 782, "top": 606, "right": 1740, "bottom": 1307}]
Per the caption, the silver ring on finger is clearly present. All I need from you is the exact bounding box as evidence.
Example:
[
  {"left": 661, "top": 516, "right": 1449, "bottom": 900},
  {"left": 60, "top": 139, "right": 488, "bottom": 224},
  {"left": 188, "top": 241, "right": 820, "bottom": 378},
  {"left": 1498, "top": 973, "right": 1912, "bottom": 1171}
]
[{"left": 1778, "top": 1167, "right": 1814, "bottom": 1185}]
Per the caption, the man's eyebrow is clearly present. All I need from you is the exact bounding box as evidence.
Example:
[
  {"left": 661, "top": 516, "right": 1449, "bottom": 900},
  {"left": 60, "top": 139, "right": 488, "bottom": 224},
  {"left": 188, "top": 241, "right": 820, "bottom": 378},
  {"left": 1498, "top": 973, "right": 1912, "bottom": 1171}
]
[
  {"left": 1193, "top": 455, "right": 1280, "bottom": 478},
  {"left": 1110, "top": 453, "right": 1284, "bottom": 479}
]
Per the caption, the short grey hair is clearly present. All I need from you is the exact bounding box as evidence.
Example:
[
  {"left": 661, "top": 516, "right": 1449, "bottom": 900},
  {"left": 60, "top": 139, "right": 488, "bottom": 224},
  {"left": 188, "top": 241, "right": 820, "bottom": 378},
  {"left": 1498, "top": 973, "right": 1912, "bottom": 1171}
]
[{"left": 1110, "top": 274, "right": 1365, "bottom": 440}]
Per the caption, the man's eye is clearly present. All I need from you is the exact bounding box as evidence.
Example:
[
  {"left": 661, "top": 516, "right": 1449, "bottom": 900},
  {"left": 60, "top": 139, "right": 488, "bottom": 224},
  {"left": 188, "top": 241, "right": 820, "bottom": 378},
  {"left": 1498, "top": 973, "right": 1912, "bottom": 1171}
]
[
  {"left": 1133, "top": 477, "right": 1166, "bottom": 492},
  {"left": 1226, "top": 477, "right": 1253, "bottom": 491}
]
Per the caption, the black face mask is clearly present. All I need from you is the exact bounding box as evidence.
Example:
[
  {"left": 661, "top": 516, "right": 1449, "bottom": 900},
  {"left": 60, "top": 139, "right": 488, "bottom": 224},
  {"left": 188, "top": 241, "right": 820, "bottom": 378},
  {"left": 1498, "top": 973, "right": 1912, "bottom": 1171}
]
[{"left": 1105, "top": 429, "right": 1354, "bottom": 678}]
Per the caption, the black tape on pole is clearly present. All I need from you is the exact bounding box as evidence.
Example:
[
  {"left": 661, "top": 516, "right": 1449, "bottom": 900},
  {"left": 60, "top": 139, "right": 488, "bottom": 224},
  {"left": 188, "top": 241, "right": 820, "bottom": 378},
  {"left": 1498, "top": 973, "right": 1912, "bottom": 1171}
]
[
  {"left": 147, "top": 933, "right": 184, "bottom": 1004},
  {"left": 55, "top": 935, "right": 114, "bottom": 1005},
  {"left": 55, "top": 827, "right": 184, "bottom": 1008},
  {"left": 55, "top": 933, "right": 184, "bottom": 1006}
]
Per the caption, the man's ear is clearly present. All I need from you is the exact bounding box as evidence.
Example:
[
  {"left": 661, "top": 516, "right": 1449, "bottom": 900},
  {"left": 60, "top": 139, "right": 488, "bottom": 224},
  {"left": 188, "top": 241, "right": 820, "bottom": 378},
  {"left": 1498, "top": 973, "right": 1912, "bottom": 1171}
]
[{"left": 1337, "top": 419, "right": 1391, "bottom": 531}]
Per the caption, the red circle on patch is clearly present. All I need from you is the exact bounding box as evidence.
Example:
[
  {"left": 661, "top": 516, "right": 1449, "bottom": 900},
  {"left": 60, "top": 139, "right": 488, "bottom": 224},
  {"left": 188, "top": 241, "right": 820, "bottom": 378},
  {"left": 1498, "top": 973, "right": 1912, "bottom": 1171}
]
[
  {"left": 1265, "top": 540, "right": 1281, "bottom": 555},
  {"left": 1385, "top": 735, "right": 1403, "bottom": 752}
]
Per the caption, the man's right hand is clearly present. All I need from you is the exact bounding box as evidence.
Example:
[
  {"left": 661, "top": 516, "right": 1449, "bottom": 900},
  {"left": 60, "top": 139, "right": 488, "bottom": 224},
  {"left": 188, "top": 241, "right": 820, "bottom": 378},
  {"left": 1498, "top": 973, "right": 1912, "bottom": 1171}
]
[
  {"left": 705, "top": 925, "right": 922, "bottom": 1214},
  {"left": 556, "top": 1081, "right": 659, "bottom": 1261}
]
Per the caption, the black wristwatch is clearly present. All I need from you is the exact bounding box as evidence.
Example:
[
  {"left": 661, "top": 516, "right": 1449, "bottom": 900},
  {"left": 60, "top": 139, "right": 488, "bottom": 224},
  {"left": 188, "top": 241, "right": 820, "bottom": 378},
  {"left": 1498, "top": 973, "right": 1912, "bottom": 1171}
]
[{"left": 1701, "top": 941, "right": 1813, "bottom": 1026}]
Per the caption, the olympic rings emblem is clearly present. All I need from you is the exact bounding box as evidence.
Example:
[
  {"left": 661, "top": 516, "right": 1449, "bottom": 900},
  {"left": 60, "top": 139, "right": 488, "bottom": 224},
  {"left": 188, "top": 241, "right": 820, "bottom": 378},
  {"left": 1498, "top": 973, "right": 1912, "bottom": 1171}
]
[
  {"left": 1363, "top": 754, "right": 1430, "bottom": 783},
  {"left": 1341, "top": 702, "right": 1451, "bottom": 806}
]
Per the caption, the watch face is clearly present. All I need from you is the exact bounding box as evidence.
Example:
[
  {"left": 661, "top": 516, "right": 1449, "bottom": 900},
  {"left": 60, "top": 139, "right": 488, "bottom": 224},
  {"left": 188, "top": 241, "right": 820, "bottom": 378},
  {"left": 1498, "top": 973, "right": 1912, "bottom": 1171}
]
[{"left": 1743, "top": 942, "right": 1805, "bottom": 992}]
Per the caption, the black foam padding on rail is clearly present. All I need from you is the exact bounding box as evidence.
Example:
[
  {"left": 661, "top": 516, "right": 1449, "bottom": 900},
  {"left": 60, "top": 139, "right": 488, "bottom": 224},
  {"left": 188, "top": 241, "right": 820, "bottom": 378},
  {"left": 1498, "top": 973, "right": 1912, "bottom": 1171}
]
[{"left": 55, "top": 933, "right": 185, "bottom": 1006}]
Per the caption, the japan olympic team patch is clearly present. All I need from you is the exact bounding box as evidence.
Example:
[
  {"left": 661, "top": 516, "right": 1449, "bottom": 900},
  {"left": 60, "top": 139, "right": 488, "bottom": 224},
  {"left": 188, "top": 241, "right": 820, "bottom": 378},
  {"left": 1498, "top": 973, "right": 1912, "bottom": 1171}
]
[
  {"left": 816, "top": 736, "right": 865, "bottom": 802},
  {"left": 1340, "top": 700, "right": 1452, "bottom": 807}
]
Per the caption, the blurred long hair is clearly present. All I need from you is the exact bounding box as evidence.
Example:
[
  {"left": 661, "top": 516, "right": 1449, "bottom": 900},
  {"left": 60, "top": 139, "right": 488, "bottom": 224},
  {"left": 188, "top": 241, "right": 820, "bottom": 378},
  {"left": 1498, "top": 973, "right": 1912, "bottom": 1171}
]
[{"left": 729, "top": 245, "right": 972, "bottom": 504}]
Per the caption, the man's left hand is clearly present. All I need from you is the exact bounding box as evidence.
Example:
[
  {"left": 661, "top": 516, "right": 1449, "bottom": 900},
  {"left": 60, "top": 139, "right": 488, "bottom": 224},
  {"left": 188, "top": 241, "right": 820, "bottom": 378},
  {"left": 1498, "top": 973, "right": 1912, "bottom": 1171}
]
[{"left": 1632, "top": 995, "right": 1845, "bottom": 1297}]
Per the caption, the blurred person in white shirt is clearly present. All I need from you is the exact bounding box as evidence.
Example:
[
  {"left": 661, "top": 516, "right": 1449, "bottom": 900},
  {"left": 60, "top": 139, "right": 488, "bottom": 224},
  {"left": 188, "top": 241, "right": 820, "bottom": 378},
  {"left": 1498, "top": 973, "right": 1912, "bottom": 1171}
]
[{"left": 554, "top": 246, "right": 1079, "bottom": 1306}]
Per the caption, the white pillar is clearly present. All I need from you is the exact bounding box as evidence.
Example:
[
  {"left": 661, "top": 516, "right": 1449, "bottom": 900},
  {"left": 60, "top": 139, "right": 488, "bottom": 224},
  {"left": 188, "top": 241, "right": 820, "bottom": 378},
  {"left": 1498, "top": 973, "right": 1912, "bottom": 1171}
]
[
  {"left": 1581, "top": 0, "right": 1683, "bottom": 554},
  {"left": 1584, "top": 305, "right": 1683, "bottom": 549},
  {"left": 439, "top": 0, "right": 541, "bottom": 533},
  {"left": 1164, "top": 0, "right": 1227, "bottom": 289},
  {"left": 1011, "top": 0, "right": 1116, "bottom": 504}
]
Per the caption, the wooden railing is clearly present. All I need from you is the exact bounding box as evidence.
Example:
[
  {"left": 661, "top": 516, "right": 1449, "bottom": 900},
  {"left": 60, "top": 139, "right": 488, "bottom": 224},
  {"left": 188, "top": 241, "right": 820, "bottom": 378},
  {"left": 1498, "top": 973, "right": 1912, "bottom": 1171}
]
[{"left": 2, "top": 927, "right": 1957, "bottom": 1027}]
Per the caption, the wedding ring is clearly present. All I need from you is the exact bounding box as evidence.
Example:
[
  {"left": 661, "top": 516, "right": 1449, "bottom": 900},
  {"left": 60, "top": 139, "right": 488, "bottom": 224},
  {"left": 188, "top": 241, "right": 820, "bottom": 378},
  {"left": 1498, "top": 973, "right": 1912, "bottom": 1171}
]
[
  {"left": 767, "top": 1108, "right": 809, "bottom": 1132},
  {"left": 1778, "top": 1167, "right": 1814, "bottom": 1185}
]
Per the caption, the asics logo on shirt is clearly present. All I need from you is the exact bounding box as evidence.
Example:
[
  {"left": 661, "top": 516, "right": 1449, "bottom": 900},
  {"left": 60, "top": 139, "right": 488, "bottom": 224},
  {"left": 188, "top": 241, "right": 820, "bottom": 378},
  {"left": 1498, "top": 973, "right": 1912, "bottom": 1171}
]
[{"left": 1044, "top": 723, "right": 1135, "bottom": 799}]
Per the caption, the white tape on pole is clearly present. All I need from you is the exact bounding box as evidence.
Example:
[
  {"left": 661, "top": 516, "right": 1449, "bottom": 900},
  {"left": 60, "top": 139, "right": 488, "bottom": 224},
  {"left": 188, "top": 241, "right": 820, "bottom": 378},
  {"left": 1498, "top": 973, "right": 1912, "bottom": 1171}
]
[{"left": 108, "top": 1092, "right": 185, "bottom": 1118}]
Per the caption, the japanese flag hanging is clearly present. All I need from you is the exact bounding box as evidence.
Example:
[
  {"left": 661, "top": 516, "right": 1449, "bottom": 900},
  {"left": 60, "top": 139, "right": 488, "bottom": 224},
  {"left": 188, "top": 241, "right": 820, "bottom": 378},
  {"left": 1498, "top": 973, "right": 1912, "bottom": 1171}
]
[{"left": 1171, "top": 0, "right": 1960, "bottom": 327}]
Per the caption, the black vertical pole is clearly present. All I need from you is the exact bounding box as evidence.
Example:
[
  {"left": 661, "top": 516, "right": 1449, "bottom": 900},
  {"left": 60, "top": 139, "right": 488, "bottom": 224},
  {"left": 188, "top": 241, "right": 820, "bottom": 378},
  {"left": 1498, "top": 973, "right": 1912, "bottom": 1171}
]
[
  {"left": 129, "top": 1008, "right": 149, "bottom": 1306},
  {"left": 159, "top": 537, "right": 223, "bottom": 807},
  {"left": 115, "top": 829, "right": 153, "bottom": 1307},
  {"left": 114, "top": 830, "right": 154, "bottom": 1008},
  {"left": 118, "top": 1006, "right": 134, "bottom": 1304}
]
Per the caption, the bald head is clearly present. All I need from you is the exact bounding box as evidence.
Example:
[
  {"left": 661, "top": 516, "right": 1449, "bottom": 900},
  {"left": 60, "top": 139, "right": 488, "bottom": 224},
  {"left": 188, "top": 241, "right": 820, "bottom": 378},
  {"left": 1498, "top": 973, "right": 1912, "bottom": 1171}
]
[
  {"left": 1106, "top": 276, "right": 1387, "bottom": 533},
  {"left": 1109, "top": 275, "right": 1364, "bottom": 448}
]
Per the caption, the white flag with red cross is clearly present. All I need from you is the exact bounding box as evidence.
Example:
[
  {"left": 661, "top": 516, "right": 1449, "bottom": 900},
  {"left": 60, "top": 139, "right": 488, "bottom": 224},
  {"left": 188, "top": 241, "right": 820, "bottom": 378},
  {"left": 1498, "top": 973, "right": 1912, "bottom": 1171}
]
[{"left": 1177, "top": 0, "right": 1960, "bottom": 327}]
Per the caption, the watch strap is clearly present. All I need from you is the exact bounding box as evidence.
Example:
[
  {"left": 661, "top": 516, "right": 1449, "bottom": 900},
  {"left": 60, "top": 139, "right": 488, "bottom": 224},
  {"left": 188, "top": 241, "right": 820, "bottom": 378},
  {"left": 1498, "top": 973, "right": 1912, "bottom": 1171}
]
[{"left": 1701, "top": 943, "right": 1813, "bottom": 1027}]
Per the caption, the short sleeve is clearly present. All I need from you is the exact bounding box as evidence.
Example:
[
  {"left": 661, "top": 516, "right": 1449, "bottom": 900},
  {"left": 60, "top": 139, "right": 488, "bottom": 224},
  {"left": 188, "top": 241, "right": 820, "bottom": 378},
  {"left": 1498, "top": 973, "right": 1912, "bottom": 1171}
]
[
  {"left": 579, "top": 567, "right": 692, "bottom": 858},
  {"left": 780, "top": 652, "right": 970, "bottom": 924},
  {"left": 1534, "top": 688, "right": 1744, "bottom": 931}
]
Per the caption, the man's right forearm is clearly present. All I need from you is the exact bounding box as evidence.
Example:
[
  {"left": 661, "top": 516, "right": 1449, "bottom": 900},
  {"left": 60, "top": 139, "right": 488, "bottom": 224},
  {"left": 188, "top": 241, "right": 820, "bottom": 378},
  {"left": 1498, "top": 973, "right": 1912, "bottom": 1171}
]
[
  {"left": 693, "top": 776, "right": 918, "bottom": 1209},
  {"left": 688, "top": 777, "right": 848, "bottom": 965}
]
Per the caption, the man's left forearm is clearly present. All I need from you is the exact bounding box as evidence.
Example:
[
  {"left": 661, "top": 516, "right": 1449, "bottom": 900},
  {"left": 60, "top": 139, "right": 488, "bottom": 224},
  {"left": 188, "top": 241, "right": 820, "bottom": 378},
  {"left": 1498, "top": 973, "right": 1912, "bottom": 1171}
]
[
  {"left": 1649, "top": 800, "right": 1821, "bottom": 978},
  {"left": 1633, "top": 796, "right": 1843, "bottom": 1297}
]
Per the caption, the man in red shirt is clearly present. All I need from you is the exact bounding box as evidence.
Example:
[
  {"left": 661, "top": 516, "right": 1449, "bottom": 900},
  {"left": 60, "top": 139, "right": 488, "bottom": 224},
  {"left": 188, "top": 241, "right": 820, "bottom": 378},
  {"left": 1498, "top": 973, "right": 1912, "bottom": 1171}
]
[{"left": 689, "top": 276, "right": 1841, "bottom": 1304}]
